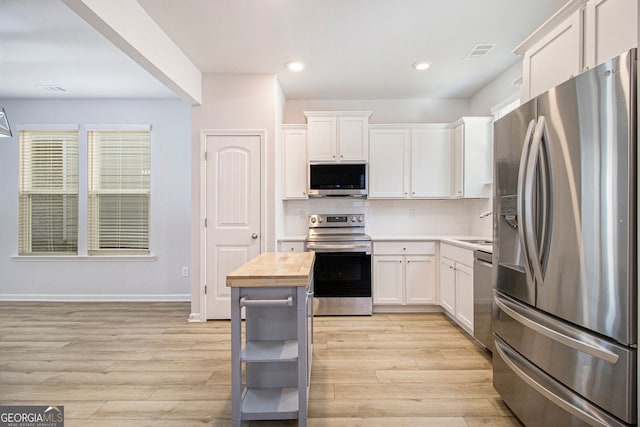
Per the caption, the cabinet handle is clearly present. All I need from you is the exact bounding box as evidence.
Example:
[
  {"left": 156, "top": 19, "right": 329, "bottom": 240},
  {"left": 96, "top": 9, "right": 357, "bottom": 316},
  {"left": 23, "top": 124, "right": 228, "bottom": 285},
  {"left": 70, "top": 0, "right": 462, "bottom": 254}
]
[{"left": 240, "top": 296, "right": 293, "bottom": 307}]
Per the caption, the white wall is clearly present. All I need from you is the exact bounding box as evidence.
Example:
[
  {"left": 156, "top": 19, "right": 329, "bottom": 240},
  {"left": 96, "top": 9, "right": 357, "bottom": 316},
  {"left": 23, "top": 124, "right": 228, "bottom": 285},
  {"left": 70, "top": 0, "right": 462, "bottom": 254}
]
[
  {"left": 0, "top": 98, "right": 192, "bottom": 300},
  {"left": 469, "top": 60, "right": 522, "bottom": 116},
  {"left": 285, "top": 98, "right": 469, "bottom": 124},
  {"left": 189, "top": 74, "right": 281, "bottom": 320}
]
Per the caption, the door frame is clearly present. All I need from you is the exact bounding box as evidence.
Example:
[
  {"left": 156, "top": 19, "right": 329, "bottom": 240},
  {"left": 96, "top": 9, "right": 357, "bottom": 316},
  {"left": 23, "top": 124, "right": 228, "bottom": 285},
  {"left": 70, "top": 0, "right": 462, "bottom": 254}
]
[{"left": 198, "top": 129, "right": 267, "bottom": 320}]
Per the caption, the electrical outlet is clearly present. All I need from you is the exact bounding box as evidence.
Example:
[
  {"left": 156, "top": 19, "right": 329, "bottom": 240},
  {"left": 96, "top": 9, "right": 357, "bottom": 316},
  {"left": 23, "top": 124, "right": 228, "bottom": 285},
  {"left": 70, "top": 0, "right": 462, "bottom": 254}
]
[{"left": 181, "top": 266, "right": 189, "bottom": 277}]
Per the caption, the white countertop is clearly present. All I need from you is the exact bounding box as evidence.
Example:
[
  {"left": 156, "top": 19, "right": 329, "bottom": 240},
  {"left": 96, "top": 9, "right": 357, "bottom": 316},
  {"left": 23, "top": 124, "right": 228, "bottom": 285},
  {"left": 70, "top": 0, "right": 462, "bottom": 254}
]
[{"left": 277, "top": 234, "right": 493, "bottom": 253}]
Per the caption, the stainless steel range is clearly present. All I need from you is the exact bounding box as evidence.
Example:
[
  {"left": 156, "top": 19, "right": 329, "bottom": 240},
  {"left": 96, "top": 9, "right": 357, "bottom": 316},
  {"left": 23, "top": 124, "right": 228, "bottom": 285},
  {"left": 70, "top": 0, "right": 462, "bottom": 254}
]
[{"left": 304, "top": 214, "right": 372, "bottom": 315}]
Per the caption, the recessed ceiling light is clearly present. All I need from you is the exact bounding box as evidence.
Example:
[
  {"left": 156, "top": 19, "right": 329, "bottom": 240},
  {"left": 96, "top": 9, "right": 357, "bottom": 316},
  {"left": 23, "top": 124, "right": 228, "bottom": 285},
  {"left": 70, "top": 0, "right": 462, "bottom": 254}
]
[
  {"left": 412, "top": 61, "right": 431, "bottom": 71},
  {"left": 286, "top": 61, "right": 305, "bottom": 72}
]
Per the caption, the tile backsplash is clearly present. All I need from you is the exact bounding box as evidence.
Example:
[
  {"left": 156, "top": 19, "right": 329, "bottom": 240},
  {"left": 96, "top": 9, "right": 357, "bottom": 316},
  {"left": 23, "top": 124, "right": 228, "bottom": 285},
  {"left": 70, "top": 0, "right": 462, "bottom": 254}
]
[{"left": 282, "top": 198, "right": 492, "bottom": 238}]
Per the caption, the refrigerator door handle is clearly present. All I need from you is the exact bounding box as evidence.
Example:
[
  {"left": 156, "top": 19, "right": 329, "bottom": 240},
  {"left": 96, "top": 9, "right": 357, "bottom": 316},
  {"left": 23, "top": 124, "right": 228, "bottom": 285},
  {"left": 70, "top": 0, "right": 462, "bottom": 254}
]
[
  {"left": 516, "top": 119, "right": 537, "bottom": 284},
  {"left": 494, "top": 339, "right": 614, "bottom": 427},
  {"left": 524, "top": 116, "right": 547, "bottom": 287},
  {"left": 495, "top": 294, "right": 620, "bottom": 364}
]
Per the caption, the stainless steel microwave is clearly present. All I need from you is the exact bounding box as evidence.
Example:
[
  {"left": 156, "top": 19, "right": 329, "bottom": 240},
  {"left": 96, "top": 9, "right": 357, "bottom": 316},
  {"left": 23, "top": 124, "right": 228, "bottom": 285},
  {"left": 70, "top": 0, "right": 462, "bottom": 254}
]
[{"left": 308, "top": 163, "right": 368, "bottom": 197}]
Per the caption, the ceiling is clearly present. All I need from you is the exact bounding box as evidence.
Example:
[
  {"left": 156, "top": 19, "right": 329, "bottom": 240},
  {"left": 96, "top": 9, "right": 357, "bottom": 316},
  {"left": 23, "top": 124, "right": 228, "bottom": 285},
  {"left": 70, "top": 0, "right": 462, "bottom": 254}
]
[{"left": 0, "top": 0, "right": 568, "bottom": 101}]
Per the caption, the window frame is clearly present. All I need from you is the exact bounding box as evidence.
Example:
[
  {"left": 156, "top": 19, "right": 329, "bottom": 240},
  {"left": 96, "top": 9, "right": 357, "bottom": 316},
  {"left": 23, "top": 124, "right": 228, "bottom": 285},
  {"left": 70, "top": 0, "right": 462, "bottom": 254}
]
[
  {"left": 18, "top": 126, "right": 79, "bottom": 256},
  {"left": 87, "top": 125, "right": 152, "bottom": 256}
]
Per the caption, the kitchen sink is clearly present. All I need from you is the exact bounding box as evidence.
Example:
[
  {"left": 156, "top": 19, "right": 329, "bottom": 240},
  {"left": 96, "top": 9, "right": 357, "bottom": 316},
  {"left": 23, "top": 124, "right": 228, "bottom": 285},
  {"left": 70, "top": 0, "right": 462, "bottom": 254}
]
[{"left": 459, "top": 239, "right": 493, "bottom": 245}]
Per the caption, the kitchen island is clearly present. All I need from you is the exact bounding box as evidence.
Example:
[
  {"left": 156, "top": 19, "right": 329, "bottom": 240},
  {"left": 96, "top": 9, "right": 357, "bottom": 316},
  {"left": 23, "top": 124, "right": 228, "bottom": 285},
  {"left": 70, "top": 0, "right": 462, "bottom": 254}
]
[{"left": 226, "top": 252, "right": 315, "bottom": 427}]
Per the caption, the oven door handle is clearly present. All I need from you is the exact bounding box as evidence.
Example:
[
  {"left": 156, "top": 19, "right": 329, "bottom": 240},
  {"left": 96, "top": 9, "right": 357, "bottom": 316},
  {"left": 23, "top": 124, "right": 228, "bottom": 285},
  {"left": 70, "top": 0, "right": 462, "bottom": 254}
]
[{"left": 305, "top": 243, "right": 371, "bottom": 253}]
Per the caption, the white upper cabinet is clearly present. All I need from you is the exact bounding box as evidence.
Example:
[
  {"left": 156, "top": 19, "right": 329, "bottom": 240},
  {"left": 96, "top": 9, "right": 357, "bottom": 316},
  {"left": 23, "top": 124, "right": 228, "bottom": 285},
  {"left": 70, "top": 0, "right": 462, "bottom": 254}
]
[
  {"left": 282, "top": 125, "right": 308, "bottom": 200},
  {"left": 521, "top": 9, "right": 583, "bottom": 100},
  {"left": 584, "top": 0, "right": 637, "bottom": 69},
  {"left": 306, "top": 116, "right": 335, "bottom": 161},
  {"left": 518, "top": 0, "right": 637, "bottom": 101},
  {"left": 369, "top": 128, "right": 410, "bottom": 198},
  {"left": 369, "top": 125, "right": 454, "bottom": 199},
  {"left": 452, "top": 117, "right": 493, "bottom": 198},
  {"left": 411, "top": 128, "right": 453, "bottom": 198},
  {"left": 305, "top": 111, "right": 371, "bottom": 162}
]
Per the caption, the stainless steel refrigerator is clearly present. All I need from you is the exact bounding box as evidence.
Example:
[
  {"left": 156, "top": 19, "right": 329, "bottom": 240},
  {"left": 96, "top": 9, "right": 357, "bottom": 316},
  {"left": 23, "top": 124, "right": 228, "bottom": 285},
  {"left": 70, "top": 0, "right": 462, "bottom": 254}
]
[{"left": 492, "top": 49, "right": 637, "bottom": 427}]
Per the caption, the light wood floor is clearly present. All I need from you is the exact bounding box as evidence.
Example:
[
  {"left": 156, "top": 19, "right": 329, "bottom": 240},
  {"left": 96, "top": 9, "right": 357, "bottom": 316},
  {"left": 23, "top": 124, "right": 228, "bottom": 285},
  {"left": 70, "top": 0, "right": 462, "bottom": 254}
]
[{"left": 0, "top": 302, "right": 520, "bottom": 426}]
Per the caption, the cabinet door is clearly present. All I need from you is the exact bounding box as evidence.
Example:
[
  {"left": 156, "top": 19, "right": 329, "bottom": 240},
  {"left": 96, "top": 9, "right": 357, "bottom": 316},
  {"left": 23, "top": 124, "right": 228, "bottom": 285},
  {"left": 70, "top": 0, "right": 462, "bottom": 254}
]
[
  {"left": 282, "top": 128, "right": 308, "bottom": 199},
  {"left": 452, "top": 123, "right": 464, "bottom": 198},
  {"left": 585, "top": 0, "right": 637, "bottom": 69},
  {"left": 411, "top": 128, "right": 453, "bottom": 198},
  {"left": 439, "top": 257, "right": 456, "bottom": 315},
  {"left": 368, "top": 129, "right": 409, "bottom": 198},
  {"left": 307, "top": 117, "right": 336, "bottom": 161},
  {"left": 461, "top": 118, "right": 493, "bottom": 198},
  {"left": 455, "top": 263, "right": 474, "bottom": 333},
  {"left": 338, "top": 116, "right": 368, "bottom": 161},
  {"left": 373, "top": 255, "right": 404, "bottom": 304},
  {"left": 522, "top": 10, "right": 582, "bottom": 100},
  {"left": 405, "top": 255, "right": 436, "bottom": 304}
]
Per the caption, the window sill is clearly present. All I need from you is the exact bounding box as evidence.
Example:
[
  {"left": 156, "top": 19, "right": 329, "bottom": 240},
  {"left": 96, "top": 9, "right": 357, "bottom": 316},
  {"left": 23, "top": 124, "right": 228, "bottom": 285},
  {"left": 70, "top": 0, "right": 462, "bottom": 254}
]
[{"left": 11, "top": 255, "right": 157, "bottom": 262}]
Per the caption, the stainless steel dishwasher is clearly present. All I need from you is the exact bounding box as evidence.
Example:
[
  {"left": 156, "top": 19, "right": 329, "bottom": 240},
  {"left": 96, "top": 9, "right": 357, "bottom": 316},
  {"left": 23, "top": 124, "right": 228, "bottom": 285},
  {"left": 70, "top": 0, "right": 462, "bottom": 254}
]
[{"left": 473, "top": 249, "right": 493, "bottom": 352}]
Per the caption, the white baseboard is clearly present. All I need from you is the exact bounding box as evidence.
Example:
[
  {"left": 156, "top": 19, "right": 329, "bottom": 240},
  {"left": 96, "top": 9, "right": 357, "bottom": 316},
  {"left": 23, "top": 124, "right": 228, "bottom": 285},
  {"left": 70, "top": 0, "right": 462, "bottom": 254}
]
[
  {"left": 188, "top": 312, "right": 204, "bottom": 322},
  {"left": 372, "top": 305, "right": 444, "bottom": 314},
  {"left": 0, "top": 294, "right": 191, "bottom": 302}
]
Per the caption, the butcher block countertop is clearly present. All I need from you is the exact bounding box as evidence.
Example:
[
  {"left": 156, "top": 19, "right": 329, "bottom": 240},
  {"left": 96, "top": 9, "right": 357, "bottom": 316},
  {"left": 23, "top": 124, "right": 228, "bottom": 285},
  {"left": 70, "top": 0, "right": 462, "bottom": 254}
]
[{"left": 226, "top": 252, "right": 315, "bottom": 288}]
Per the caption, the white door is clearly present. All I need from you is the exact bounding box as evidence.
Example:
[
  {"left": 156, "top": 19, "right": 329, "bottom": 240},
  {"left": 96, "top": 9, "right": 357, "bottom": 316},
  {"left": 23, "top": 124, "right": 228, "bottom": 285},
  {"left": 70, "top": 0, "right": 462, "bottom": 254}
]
[{"left": 204, "top": 133, "right": 262, "bottom": 319}]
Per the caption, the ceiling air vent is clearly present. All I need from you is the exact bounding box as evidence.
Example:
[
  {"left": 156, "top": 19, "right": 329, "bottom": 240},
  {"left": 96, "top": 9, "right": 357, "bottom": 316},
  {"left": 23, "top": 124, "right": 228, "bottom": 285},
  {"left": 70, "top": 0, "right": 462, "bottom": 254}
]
[
  {"left": 37, "top": 85, "right": 69, "bottom": 93},
  {"left": 464, "top": 44, "right": 496, "bottom": 60}
]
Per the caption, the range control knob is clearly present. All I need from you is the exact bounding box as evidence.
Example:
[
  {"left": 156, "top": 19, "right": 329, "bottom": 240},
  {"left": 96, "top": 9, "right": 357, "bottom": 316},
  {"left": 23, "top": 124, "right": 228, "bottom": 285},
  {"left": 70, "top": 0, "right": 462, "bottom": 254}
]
[
  {"left": 359, "top": 216, "right": 364, "bottom": 222},
  {"left": 351, "top": 216, "right": 357, "bottom": 222},
  {"left": 318, "top": 217, "right": 324, "bottom": 223},
  {"left": 310, "top": 217, "right": 317, "bottom": 224}
]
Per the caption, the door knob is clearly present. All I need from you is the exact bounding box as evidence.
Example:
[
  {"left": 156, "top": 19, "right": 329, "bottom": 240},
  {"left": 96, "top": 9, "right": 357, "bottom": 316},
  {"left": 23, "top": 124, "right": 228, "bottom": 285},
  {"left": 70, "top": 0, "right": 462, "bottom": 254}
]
[{"left": 251, "top": 233, "right": 258, "bottom": 239}]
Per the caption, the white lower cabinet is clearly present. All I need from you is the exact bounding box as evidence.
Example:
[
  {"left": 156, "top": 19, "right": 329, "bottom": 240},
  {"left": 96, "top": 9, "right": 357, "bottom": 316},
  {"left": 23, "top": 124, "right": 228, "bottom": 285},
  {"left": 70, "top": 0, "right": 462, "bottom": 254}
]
[
  {"left": 439, "top": 243, "right": 474, "bottom": 334},
  {"left": 373, "top": 241, "right": 436, "bottom": 308},
  {"left": 278, "top": 240, "right": 305, "bottom": 253}
]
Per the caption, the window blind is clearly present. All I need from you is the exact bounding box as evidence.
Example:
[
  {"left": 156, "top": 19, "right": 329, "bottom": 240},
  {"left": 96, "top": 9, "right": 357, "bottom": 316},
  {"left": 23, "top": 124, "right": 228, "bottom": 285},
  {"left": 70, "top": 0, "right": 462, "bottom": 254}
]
[
  {"left": 18, "top": 130, "right": 79, "bottom": 255},
  {"left": 88, "top": 130, "right": 151, "bottom": 255}
]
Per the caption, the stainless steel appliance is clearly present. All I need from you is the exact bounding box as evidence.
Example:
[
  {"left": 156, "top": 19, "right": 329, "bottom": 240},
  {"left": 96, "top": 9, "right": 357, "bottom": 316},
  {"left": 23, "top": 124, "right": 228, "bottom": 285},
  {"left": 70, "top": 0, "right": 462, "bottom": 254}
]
[
  {"left": 473, "top": 249, "right": 493, "bottom": 352},
  {"left": 308, "top": 163, "right": 368, "bottom": 197},
  {"left": 493, "top": 49, "right": 636, "bottom": 427},
  {"left": 304, "top": 214, "right": 372, "bottom": 315}
]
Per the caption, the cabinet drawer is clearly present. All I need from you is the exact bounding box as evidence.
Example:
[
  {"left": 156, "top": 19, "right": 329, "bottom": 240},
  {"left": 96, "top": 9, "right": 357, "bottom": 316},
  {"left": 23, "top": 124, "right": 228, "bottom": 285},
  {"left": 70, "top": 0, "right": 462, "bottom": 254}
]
[
  {"left": 278, "top": 241, "right": 305, "bottom": 253},
  {"left": 374, "top": 241, "right": 435, "bottom": 255},
  {"left": 440, "top": 243, "right": 474, "bottom": 266}
]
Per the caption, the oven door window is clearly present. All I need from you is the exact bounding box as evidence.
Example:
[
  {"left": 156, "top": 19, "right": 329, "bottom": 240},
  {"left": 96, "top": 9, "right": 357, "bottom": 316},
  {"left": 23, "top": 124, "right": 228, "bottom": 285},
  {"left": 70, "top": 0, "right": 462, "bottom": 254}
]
[{"left": 313, "top": 252, "right": 371, "bottom": 297}]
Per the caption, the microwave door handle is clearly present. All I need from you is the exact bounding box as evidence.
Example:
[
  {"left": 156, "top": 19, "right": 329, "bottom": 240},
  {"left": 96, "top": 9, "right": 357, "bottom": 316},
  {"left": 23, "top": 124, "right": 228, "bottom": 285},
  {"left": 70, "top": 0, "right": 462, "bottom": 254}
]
[{"left": 517, "top": 119, "right": 536, "bottom": 285}]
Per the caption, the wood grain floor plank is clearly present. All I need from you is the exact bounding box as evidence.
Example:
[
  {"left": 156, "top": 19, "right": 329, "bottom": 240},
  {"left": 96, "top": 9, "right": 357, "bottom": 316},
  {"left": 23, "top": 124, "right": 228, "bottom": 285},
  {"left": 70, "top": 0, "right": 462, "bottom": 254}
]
[{"left": 0, "top": 302, "right": 520, "bottom": 426}]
